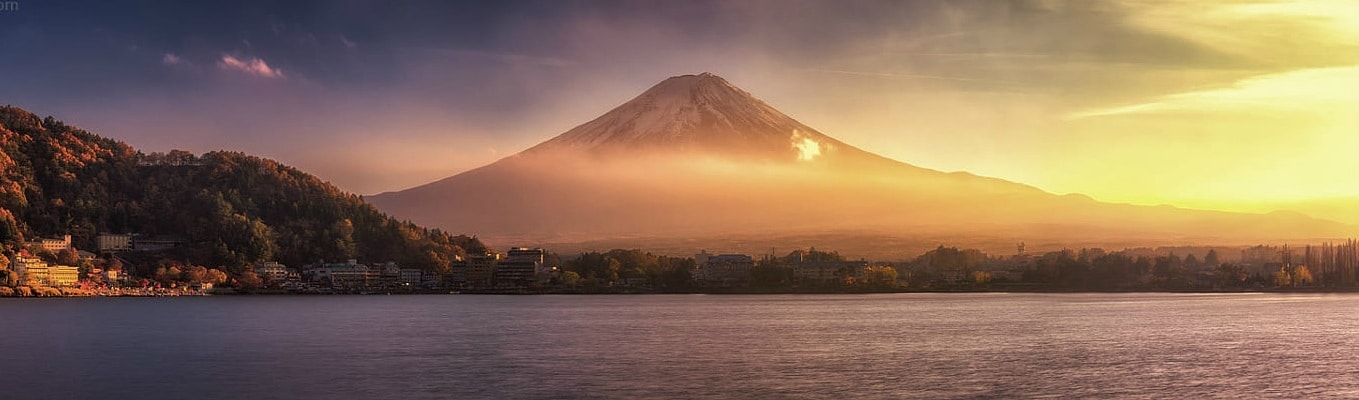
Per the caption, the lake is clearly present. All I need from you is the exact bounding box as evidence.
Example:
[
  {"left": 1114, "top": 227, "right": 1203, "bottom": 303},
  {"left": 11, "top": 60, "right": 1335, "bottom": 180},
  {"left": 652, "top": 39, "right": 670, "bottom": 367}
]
[{"left": 3, "top": 293, "right": 1357, "bottom": 399}]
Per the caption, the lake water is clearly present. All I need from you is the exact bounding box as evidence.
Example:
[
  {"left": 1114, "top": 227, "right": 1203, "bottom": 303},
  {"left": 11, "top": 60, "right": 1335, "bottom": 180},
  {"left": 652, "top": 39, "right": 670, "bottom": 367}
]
[{"left": 3, "top": 293, "right": 1358, "bottom": 399}]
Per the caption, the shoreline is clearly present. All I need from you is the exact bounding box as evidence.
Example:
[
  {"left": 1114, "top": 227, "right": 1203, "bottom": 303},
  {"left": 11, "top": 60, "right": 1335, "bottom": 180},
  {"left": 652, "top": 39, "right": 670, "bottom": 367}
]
[{"left": 7, "top": 286, "right": 1359, "bottom": 298}]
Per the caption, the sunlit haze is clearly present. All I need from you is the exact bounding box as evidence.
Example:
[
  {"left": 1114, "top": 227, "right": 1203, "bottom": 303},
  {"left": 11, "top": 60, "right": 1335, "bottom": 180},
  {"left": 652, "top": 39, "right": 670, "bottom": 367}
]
[{"left": 2, "top": 0, "right": 1356, "bottom": 223}]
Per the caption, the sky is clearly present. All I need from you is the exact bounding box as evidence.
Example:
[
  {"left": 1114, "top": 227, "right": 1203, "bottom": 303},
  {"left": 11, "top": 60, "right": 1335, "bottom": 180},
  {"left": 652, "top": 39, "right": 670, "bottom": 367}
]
[{"left": 1, "top": 0, "right": 1356, "bottom": 222}]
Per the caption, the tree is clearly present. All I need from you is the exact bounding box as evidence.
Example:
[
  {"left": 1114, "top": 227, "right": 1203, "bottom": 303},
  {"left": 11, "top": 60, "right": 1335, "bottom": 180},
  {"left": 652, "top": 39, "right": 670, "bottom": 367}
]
[
  {"left": 205, "top": 268, "right": 228, "bottom": 285},
  {"left": 56, "top": 247, "right": 79, "bottom": 266},
  {"left": 1273, "top": 269, "right": 1292, "bottom": 287},
  {"left": 862, "top": 265, "right": 899, "bottom": 288},
  {"left": 1292, "top": 265, "right": 1314, "bottom": 286},
  {"left": 180, "top": 266, "right": 207, "bottom": 284},
  {"left": 0, "top": 269, "right": 17, "bottom": 287},
  {"left": 235, "top": 271, "right": 262, "bottom": 290},
  {"left": 1204, "top": 249, "right": 1220, "bottom": 268},
  {"left": 27, "top": 244, "right": 55, "bottom": 262},
  {"left": 604, "top": 258, "right": 621, "bottom": 283},
  {"left": 0, "top": 208, "right": 23, "bottom": 245},
  {"left": 973, "top": 270, "right": 993, "bottom": 286},
  {"left": 1216, "top": 263, "right": 1246, "bottom": 287},
  {"left": 331, "top": 219, "right": 358, "bottom": 260},
  {"left": 165, "top": 149, "right": 196, "bottom": 166},
  {"left": 559, "top": 270, "right": 581, "bottom": 287},
  {"left": 154, "top": 266, "right": 183, "bottom": 285}
]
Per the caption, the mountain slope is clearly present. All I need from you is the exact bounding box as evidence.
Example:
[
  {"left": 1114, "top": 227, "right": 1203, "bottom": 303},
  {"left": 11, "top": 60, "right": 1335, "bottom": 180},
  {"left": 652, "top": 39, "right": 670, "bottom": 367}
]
[
  {"left": 368, "top": 73, "right": 1355, "bottom": 257},
  {"left": 0, "top": 105, "right": 484, "bottom": 275}
]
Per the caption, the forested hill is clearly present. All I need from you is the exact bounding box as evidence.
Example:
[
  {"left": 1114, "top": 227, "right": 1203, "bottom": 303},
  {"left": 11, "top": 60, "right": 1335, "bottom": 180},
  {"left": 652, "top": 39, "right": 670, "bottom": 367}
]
[{"left": 0, "top": 105, "right": 485, "bottom": 274}]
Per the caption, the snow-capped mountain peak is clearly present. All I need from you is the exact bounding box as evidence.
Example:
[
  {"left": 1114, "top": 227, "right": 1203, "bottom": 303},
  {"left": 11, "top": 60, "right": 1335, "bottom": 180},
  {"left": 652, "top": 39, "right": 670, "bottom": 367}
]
[{"left": 527, "top": 73, "right": 850, "bottom": 160}]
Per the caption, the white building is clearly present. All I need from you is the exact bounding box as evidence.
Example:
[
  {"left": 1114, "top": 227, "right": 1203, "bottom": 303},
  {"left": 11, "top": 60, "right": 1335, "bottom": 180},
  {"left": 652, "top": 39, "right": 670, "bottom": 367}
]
[
  {"left": 309, "top": 259, "right": 377, "bottom": 288},
  {"left": 27, "top": 235, "right": 72, "bottom": 253},
  {"left": 254, "top": 261, "right": 292, "bottom": 283},
  {"left": 48, "top": 265, "right": 79, "bottom": 287},
  {"left": 11, "top": 254, "right": 78, "bottom": 287}
]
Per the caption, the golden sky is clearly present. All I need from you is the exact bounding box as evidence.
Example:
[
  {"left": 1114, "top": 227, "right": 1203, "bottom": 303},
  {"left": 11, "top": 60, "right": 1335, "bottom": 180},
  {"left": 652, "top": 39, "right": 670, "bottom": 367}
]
[{"left": 746, "top": 0, "right": 1359, "bottom": 223}]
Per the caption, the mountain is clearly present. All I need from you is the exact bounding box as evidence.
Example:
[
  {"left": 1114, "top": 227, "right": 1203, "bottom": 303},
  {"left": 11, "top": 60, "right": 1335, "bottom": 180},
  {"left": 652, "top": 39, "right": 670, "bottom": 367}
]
[
  {"left": 0, "top": 105, "right": 484, "bottom": 276},
  {"left": 367, "top": 73, "right": 1355, "bottom": 258},
  {"left": 528, "top": 73, "right": 848, "bottom": 159}
]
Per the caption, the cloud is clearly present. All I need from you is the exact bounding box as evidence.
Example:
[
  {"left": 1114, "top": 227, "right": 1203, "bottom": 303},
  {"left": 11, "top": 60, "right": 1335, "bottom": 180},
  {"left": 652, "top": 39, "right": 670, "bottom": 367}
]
[
  {"left": 1068, "top": 66, "right": 1359, "bottom": 119},
  {"left": 1116, "top": 0, "right": 1359, "bottom": 68},
  {"left": 805, "top": 68, "right": 1019, "bottom": 85},
  {"left": 217, "top": 54, "right": 285, "bottom": 78},
  {"left": 162, "top": 53, "right": 182, "bottom": 65}
]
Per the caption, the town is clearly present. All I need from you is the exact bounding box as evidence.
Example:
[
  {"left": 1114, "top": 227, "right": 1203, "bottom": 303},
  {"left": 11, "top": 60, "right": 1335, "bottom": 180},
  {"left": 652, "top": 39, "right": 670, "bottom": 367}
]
[{"left": 2, "top": 230, "right": 1357, "bottom": 297}]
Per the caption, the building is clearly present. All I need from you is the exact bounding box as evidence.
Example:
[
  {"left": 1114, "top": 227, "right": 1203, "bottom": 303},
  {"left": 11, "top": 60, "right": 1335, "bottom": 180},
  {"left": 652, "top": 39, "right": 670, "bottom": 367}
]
[
  {"left": 102, "top": 269, "right": 122, "bottom": 285},
  {"left": 455, "top": 253, "right": 500, "bottom": 287},
  {"left": 26, "top": 235, "right": 72, "bottom": 253},
  {"left": 793, "top": 260, "right": 868, "bottom": 285},
  {"left": 48, "top": 265, "right": 79, "bottom": 287},
  {"left": 495, "top": 247, "right": 545, "bottom": 287},
  {"left": 97, "top": 233, "right": 133, "bottom": 253},
  {"left": 10, "top": 254, "right": 78, "bottom": 287},
  {"left": 695, "top": 250, "right": 712, "bottom": 266},
  {"left": 12, "top": 255, "right": 46, "bottom": 286},
  {"left": 399, "top": 268, "right": 424, "bottom": 286},
  {"left": 133, "top": 235, "right": 186, "bottom": 251},
  {"left": 698, "top": 254, "right": 755, "bottom": 285},
  {"left": 309, "top": 259, "right": 379, "bottom": 288},
  {"left": 377, "top": 262, "right": 402, "bottom": 286},
  {"left": 254, "top": 261, "right": 292, "bottom": 283}
]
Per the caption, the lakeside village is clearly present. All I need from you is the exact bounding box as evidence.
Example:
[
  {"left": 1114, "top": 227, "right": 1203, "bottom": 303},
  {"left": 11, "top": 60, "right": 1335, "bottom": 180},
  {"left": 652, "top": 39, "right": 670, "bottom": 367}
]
[{"left": 1, "top": 231, "right": 1358, "bottom": 297}]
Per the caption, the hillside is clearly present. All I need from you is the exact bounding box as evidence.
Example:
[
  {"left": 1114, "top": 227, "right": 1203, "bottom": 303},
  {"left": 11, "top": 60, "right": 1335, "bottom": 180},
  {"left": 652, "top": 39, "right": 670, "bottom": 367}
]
[
  {"left": 0, "top": 105, "right": 484, "bottom": 275},
  {"left": 368, "top": 73, "right": 1356, "bottom": 257}
]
